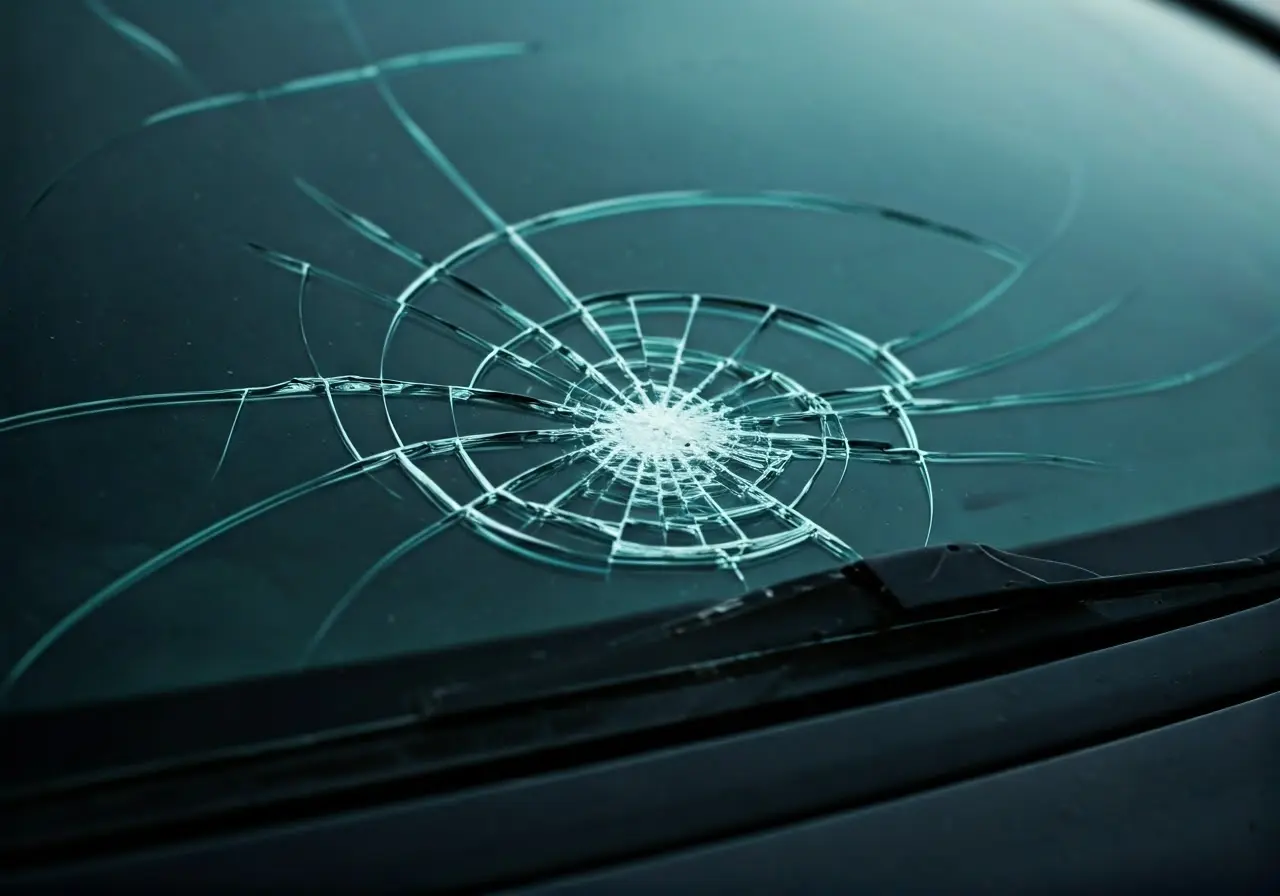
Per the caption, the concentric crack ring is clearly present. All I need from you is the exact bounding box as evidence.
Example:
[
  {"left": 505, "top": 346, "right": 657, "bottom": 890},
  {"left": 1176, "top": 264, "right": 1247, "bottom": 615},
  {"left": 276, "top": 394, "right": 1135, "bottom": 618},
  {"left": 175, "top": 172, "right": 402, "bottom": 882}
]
[{"left": 383, "top": 288, "right": 928, "bottom": 576}]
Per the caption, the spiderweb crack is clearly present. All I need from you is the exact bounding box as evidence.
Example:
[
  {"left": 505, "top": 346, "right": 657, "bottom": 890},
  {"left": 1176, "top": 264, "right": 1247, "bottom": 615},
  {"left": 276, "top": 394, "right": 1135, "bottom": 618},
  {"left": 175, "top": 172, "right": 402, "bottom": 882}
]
[{"left": 0, "top": 0, "right": 1275, "bottom": 701}]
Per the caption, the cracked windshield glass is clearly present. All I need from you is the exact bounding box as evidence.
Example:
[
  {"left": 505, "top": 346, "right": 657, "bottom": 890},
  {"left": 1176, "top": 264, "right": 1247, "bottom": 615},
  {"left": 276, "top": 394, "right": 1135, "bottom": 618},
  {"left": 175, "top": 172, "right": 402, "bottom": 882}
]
[{"left": 3, "top": 0, "right": 1279, "bottom": 711}]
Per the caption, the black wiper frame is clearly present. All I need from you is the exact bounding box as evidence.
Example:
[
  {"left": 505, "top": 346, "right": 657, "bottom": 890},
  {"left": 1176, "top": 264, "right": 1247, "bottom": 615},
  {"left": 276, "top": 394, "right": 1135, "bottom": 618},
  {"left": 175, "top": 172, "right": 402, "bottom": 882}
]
[
  {"left": 465, "top": 540, "right": 1280, "bottom": 702},
  {"left": 3, "top": 543, "right": 1278, "bottom": 871},
  {"left": 656, "top": 540, "right": 1280, "bottom": 638}
]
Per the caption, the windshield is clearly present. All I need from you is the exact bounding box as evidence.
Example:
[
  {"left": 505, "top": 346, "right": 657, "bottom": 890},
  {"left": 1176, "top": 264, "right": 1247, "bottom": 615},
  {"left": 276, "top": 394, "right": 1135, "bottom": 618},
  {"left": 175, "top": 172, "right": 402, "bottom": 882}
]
[{"left": 3, "top": 0, "right": 1278, "bottom": 712}]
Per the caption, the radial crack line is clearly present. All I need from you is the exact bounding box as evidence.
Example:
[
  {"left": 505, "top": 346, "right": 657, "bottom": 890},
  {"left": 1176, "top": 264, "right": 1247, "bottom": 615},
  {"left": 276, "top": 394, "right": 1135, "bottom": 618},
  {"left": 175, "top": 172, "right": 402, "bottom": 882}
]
[
  {"left": 580, "top": 453, "right": 651, "bottom": 527},
  {"left": 670, "top": 458, "right": 748, "bottom": 583},
  {"left": 703, "top": 456, "right": 859, "bottom": 562},
  {"left": 743, "top": 404, "right": 895, "bottom": 428},
  {"left": 663, "top": 294, "right": 700, "bottom": 401},
  {"left": 1, "top": 441, "right": 404, "bottom": 701},
  {"left": 506, "top": 230, "right": 653, "bottom": 400},
  {"left": 333, "top": 0, "right": 506, "bottom": 229},
  {"left": 733, "top": 377, "right": 897, "bottom": 415},
  {"left": 921, "top": 450, "right": 1104, "bottom": 469},
  {"left": 86, "top": 0, "right": 184, "bottom": 70},
  {"left": 333, "top": 0, "right": 640, "bottom": 391},
  {"left": 772, "top": 313, "right": 913, "bottom": 384},
  {"left": 910, "top": 294, "right": 1129, "bottom": 390},
  {"left": 583, "top": 294, "right": 904, "bottom": 386},
  {"left": 712, "top": 370, "right": 779, "bottom": 406},
  {"left": 249, "top": 243, "right": 608, "bottom": 406},
  {"left": 676, "top": 305, "right": 779, "bottom": 409},
  {"left": 807, "top": 446, "right": 1102, "bottom": 469},
  {"left": 5, "top": 4, "right": 526, "bottom": 274},
  {"left": 291, "top": 260, "right": 403, "bottom": 503},
  {"left": 0, "top": 376, "right": 595, "bottom": 436},
  {"left": 210, "top": 389, "right": 249, "bottom": 481},
  {"left": 629, "top": 296, "right": 653, "bottom": 380},
  {"left": 759, "top": 431, "right": 893, "bottom": 458},
  {"left": 645, "top": 457, "right": 678, "bottom": 546},
  {"left": 607, "top": 458, "right": 648, "bottom": 564},
  {"left": 0, "top": 420, "right": 603, "bottom": 700},
  {"left": 0, "top": 1, "right": 202, "bottom": 271},
  {"left": 503, "top": 191, "right": 1023, "bottom": 264},
  {"left": 809, "top": 397, "right": 855, "bottom": 510},
  {"left": 542, "top": 446, "right": 627, "bottom": 510},
  {"left": 290, "top": 179, "right": 626, "bottom": 402},
  {"left": 890, "top": 168, "right": 1081, "bottom": 352},
  {"left": 751, "top": 402, "right": 841, "bottom": 512},
  {"left": 378, "top": 185, "right": 1018, "bottom": 409},
  {"left": 449, "top": 431, "right": 619, "bottom": 532},
  {"left": 467, "top": 316, "right": 629, "bottom": 404},
  {"left": 897, "top": 265, "right": 1029, "bottom": 354},
  {"left": 905, "top": 328, "right": 1279, "bottom": 415},
  {"left": 388, "top": 189, "right": 1012, "bottom": 399},
  {"left": 0, "top": 381, "right": 315, "bottom": 434},
  {"left": 440, "top": 273, "right": 628, "bottom": 402},
  {"left": 880, "top": 389, "right": 936, "bottom": 546},
  {"left": 145, "top": 43, "right": 533, "bottom": 126},
  {"left": 302, "top": 441, "right": 601, "bottom": 662},
  {"left": 673, "top": 457, "right": 749, "bottom": 542},
  {"left": 981, "top": 545, "right": 1100, "bottom": 579}
]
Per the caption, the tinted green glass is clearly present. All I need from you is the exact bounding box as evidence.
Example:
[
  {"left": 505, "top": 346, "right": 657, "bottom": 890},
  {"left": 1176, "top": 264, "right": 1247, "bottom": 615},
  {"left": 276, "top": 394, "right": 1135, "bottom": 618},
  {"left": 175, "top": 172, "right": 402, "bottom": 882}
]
[{"left": 2, "top": 0, "right": 1277, "bottom": 709}]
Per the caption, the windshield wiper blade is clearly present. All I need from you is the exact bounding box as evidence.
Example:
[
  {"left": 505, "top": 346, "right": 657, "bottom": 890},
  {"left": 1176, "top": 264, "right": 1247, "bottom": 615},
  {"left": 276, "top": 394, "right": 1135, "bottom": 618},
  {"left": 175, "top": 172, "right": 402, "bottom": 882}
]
[
  {"left": 874, "top": 541, "right": 1278, "bottom": 611},
  {"left": 431, "top": 542, "right": 1280, "bottom": 713},
  {"left": 653, "top": 541, "right": 1280, "bottom": 640},
  {"left": 7, "top": 544, "right": 1275, "bottom": 869}
]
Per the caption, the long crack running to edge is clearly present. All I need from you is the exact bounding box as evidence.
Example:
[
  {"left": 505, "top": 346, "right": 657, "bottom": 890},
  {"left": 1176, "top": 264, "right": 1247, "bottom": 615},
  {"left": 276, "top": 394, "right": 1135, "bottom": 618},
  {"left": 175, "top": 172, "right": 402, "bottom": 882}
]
[{"left": 1, "top": 0, "right": 1276, "bottom": 700}]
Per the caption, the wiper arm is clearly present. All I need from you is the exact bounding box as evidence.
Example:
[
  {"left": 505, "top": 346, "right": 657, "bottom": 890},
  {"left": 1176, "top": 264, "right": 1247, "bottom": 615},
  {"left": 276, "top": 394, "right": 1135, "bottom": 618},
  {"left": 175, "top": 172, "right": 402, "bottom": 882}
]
[
  {"left": 438, "top": 541, "right": 1280, "bottom": 713},
  {"left": 7, "top": 544, "right": 1275, "bottom": 869},
  {"left": 656, "top": 541, "right": 1280, "bottom": 641}
]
